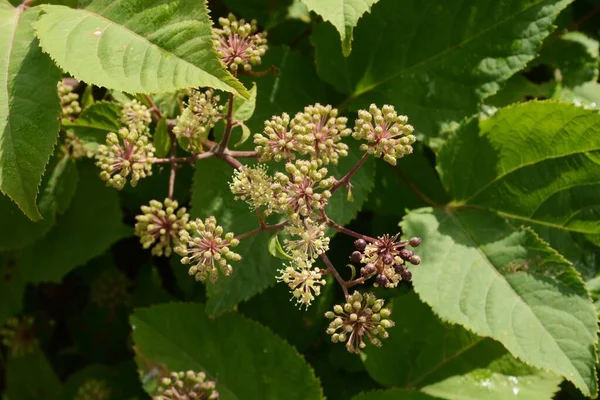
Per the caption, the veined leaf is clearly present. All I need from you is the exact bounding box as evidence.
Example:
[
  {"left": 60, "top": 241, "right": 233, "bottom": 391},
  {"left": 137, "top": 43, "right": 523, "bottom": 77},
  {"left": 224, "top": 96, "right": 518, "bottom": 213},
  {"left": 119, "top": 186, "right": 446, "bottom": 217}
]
[
  {"left": 0, "top": 2, "right": 62, "bottom": 220},
  {"left": 438, "top": 101, "right": 600, "bottom": 236},
  {"left": 301, "top": 0, "right": 379, "bottom": 56},
  {"left": 311, "top": 0, "right": 572, "bottom": 141},
  {"left": 232, "top": 83, "right": 257, "bottom": 122},
  {"left": 352, "top": 391, "right": 439, "bottom": 400},
  {"left": 62, "top": 101, "right": 121, "bottom": 153},
  {"left": 33, "top": 1, "right": 249, "bottom": 97},
  {"left": 401, "top": 207, "right": 598, "bottom": 396},
  {"left": 131, "top": 303, "right": 323, "bottom": 400}
]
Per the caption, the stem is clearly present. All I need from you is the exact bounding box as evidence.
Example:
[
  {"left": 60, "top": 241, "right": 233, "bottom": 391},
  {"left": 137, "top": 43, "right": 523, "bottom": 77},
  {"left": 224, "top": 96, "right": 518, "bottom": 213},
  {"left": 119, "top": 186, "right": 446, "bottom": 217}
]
[
  {"left": 168, "top": 131, "right": 177, "bottom": 199},
  {"left": 219, "top": 153, "right": 243, "bottom": 169},
  {"left": 145, "top": 94, "right": 162, "bottom": 122},
  {"left": 242, "top": 66, "right": 278, "bottom": 78},
  {"left": 324, "top": 213, "right": 377, "bottom": 242},
  {"left": 331, "top": 153, "right": 369, "bottom": 193},
  {"left": 152, "top": 152, "right": 214, "bottom": 164},
  {"left": 392, "top": 165, "right": 440, "bottom": 207},
  {"left": 215, "top": 91, "right": 235, "bottom": 155},
  {"left": 346, "top": 277, "right": 367, "bottom": 288},
  {"left": 320, "top": 253, "right": 348, "bottom": 298},
  {"left": 228, "top": 150, "right": 258, "bottom": 158},
  {"left": 235, "top": 221, "right": 287, "bottom": 241}
]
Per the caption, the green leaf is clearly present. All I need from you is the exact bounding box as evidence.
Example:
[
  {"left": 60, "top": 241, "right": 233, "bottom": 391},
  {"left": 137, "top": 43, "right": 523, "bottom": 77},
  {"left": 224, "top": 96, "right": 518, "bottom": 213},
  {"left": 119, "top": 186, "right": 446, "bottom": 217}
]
[
  {"left": 58, "top": 362, "right": 143, "bottom": 400},
  {"left": 438, "top": 101, "right": 600, "bottom": 236},
  {"left": 268, "top": 233, "right": 293, "bottom": 261},
  {"left": 400, "top": 207, "right": 598, "bottom": 396},
  {"left": 62, "top": 101, "right": 122, "bottom": 153},
  {"left": 5, "top": 349, "right": 62, "bottom": 400},
  {"left": 223, "top": 0, "right": 293, "bottom": 28},
  {"left": 484, "top": 74, "right": 556, "bottom": 109},
  {"left": 152, "top": 117, "right": 169, "bottom": 158},
  {"left": 81, "top": 84, "right": 95, "bottom": 109},
  {"left": 232, "top": 83, "right": 257, "bottom": 122},
  {"left": 301, "top": 0, "right": 379, "bottom": 56},
  {"left": 0, "top": 3, "right": 62, "bottom": 220},
  {"left": 554, "top": 81, "right": 600, "bottom": 108},
  {"left": 131, "top": 302, "right": 323, "bottom": 400},
  {"left": 352, "top": 390, "right": 440, "bottom": 400},
  {"left": 311, "top": 0, "right": 572, "bottom": 141},
  {"left": 421, "top": 355, "right": 561, "bottom": 400},
  {"left": 363, "top": 292, "right": 507, "bottom": 388},
  {"left": 0, "top": 254, "right": 25, "bottom": 325},
  {"left": 33, "top": 1, "right": 248, "bottom": 97},
  {"left": 17, "top": 161, "right": 130, "bottom": 283},
  {"left": 234, "top": 122, "right": 252, "bottom": 147}
]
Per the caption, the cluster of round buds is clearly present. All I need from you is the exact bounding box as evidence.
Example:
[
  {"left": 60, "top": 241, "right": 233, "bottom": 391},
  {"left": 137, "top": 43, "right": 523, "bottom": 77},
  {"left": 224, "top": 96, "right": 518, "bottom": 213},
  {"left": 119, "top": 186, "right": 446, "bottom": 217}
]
[
  {"left": 175, "top": 217, "right": 241, "bottom": 283},
  {"left": 122, "top": 100, "right": 152, "bottom": 133},
  {"left": 0, "top": 316, "right": 37, "bottom": 357},
  {"left": 95, "top": 127, "right": 155, "bottom": 189},
  {"left": 174, "top": 89, "right": 223, "bottom": 153},
  {"left": 352, "top": 104, "right": 416, "bottom": 165},
  {"left": 277, "top": 258, "right": 327, "bottom": 308},
  {"left": 293, "top": 104, "right": 351, "bottom": 165},
  {"left": 135, "top": 199, "right": 190, "bottom": 256},
  {"left": 254, "top": 113, "right": 306, "bottom": 162},
  {"left": 274, "top": 160, "right": 335, "bottom": 220},
  {"left": 154, "top": 371, "right": 218, "bottom": 400},
  {"left": 283, "top": 219, "right": 330, "bottom": 263},
  {"left": 350, "top": 236, "right": 421, "bottom": 288},
  {"left": 62, "top": 130, "right": 93, "bottom": 159},
  {"left": 90, "top": 270, "right": 130, "bottom": 309},
  {"left": 325, "top": 292, "right": 394, "bottom": 353},
  {"left": 57, "top": 81, "right": 81, "bottom": 120},
  {"left": 213, "top": 13, "right": 267, "bottom": 72},
  {"left": 229, "top": 165, "right": 278, "bottom": 214},
  {"left": 74, "top": 379, "right": 111, "bottom": 400}
]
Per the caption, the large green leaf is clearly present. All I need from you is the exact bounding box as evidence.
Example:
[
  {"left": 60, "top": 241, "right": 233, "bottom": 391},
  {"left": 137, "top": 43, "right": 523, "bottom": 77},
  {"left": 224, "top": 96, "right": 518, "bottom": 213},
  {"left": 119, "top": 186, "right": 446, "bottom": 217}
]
[
  {"left": 131, "top": 303, "right": 323, "bottom": 400},
  {"left": 61, "top": 101, "right": 121, "bottom": 153},
  {"left": 5, "top": 349, "right": 62, "bottom": 400},
  {"left": 16, "top": 162, "right": 129, "bottom": 283},
  {"left": 0, "top": 2, "right": 62, "bottom": 220},
  {"left": 33, "top": 1, "right": 248, "bottom": 97},
  {"left": 438, "top": 101, "right": 600, "bottom": 236},
  {"left": 301, "top": 0, "right": 379, "bottom": 56},
  {"left": 311, "top": 0, "right": 571, "bottom": 141},
  {"left": 353, "top": 391, "right": 439, "bottom": 400},
  {"left": 400, "top": 207, "right": 598, "bottom": 396}
]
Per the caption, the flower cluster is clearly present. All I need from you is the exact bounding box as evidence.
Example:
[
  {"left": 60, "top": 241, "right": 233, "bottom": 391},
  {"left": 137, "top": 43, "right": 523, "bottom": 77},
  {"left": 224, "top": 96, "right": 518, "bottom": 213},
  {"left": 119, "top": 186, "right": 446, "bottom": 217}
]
[
  {"left": 353, "top": 104, "right": 416, "bottom": 165},
  {"left": 175, "top": 217, "right": 241, "bottom": 283},
  {"left": 325, "top": 292, "right": 394, "bottom": 353},
  {"left": 230, "top": 164, "right": 277, "bottom": 213},
  {"left": 350, "top": 236, "right": 421, "bottom": 288},
  {"left": 277, "top": 258, "right": 326, "bottom": 308},
  {"left": 214, "top": 13, "right": 267, "bottom": 72},
  {"left": 0, "top": 316, "right": 37, "bottom": 357},
  {"left": 253, "top": 113, "right": 304, "bottom": 162},
  {"left": 62, "top": 130, "right": 93, "bottom": 159},
  {"left": 154, "top": 371, "right": 218, "bottom": 400},
  {"left": 122, "top": 100, "right": 152, "bottom": 133},
  {"left": 283, "top": 219, "right": 330, "bottom": 262},
  {"left": 90, "top": 270, "right": 130, "bottom": 309},
  {"left": 75, "top": 379, "right": 111, "bottom": 400},
  {"left": 135, "top": 199, "right": 190, "bottom": 256},
  {"left": 174, "top": 89, "right": 223, "bottom": 153},
  {"left": 58, "top": 80, "right": 81, "bottom": 120}
]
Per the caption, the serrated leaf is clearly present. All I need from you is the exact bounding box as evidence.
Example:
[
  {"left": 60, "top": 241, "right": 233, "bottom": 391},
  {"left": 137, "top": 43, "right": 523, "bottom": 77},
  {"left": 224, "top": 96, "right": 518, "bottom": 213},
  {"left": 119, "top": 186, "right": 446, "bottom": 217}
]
[
  {"left": 17, "top": 161, "right": 130, "bottom": 283},
  {"left": 485, "top": 74, "right": 556, "bottom": 109},
  {"left": 33, "top": 1, "right": 248, "bottom": 97},
  {"left": 302, "top": 0, "right": 378, "bottom": 56},
  {"left": 554, "top": 81, "right": 600, "bottom": 108},
  {"left": 232, "top": 83, "right": 257, "bottom": 122},
  {"left": 131, "top": 302, "right": 323, "bottom": 400},
  {"left": 438, "top": 101, "right": 600, "bottom": 236},
  {"left": 352, "top": 390, "right": 440, "bottom": 400},
  {"left": 268, "top": 233, "right": 293, "bottom": 260},
  {"left": 311, "top": 0, "right": 572, "bottom": 142},
  {"left": 5, "top": 349, "right": 62, "bottom": 400},
  {"left": 62, "top": 101, "right": 121, "bottom": 153},
  {"left": 152, "top": 117, "right": 169, "bottom": 158},
  {"left": 0, "top": 3, "right": 62, "bottom": 220},
  {"left": 401, "top": 207, "right": 598, "bottom": 396}
]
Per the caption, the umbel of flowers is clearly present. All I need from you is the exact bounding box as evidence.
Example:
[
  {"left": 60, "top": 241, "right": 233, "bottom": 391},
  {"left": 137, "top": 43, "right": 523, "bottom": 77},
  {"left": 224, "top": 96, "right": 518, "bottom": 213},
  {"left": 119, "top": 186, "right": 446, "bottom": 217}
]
[
  {"left": 88, "top": 13, "right": 422, "bottom": 354},
  {"left": 154, "top": 370, "right": 218, "bottom": 400}
]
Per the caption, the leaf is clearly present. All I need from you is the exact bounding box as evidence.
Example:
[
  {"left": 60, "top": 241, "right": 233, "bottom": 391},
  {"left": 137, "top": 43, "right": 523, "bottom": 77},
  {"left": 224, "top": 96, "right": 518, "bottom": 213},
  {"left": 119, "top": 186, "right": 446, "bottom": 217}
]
[
  {"left": 5, "top": 349, "right": 62, "bottom": 400},
  {"left": 421, "top": 355, "right": 561, "bottom": 400},
  {"left": 234, "top": 122, "right": 252, "bottom": 147},
  {"left": 352, "top": 390, "right": 440, "bottom": 400},
  {"left": 363, "top": 292, "right": 507, "bottom": 388},
  {"left": 400, "top": 207, "right": 598, "bottom": 396},
  {"left": 17, "top": 161, "right": 130, "bottom": 283},
  {"left": 152, "top": 117, "right": 169, "bottom": 158},
  {"left": 554, "top": 81, "right": 600, "bottom": 108},
  {"left": 58, "top": 362, "right": 143, "bottom": 400},
  {"left": 268, "top": 233, "right": 293, "bottom": 261},
  {"left": 438, "top": 101, "right": 600, "bottom": 236},
  {"left": 81, "top": 84, "right": 95, "bottom": 109},
  {"left": 302, "top": 0, "right": 378, "bottom": 56},
  {"left": 131, "top": 303, "right": 323, "bottom": 400},
  {"left": 232, "top": 83, "right": 257, "bottom": 122},
  {"left": 62, "top": 101, "right": 122, "bottom": 153},
  {"left": 0, "top": 254, "right": 25, "bottom": 325},
  {"left": 310, "top": 0, "right": 572, "bottom": 141},
  {"left": 0, "top": 3, "right": 62, "bottom": 220},
  {"left": 33, "top": 1, "right": 248, "bottom": 97},
  {"left": 223, "top": 0, "right": 293, "bottom": 29},
  {"left": 484, "top": 74, "right": 556, "bottom": 109}
]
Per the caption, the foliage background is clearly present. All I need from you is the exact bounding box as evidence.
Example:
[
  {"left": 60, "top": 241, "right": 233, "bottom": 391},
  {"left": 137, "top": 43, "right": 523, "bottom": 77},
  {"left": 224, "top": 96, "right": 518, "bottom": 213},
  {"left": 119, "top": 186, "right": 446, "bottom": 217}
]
[{"left": 1, "top": 0, "right": 600, "bottom": 399}]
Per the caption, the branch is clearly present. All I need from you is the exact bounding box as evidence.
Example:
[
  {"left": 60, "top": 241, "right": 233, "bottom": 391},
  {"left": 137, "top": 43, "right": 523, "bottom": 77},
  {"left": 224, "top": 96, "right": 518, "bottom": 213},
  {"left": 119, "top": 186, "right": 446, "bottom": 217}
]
[
  {"left": 392, "top": 165, "right": 441, "bottom": 208},
  {"left": 235, "top": 220, "right": 288, "bottom": 241},
  {"left": 320, "top": 253, "right": 349, "bottom": 298},
  {"left": 322, "top": 211, "right": 377, "bottom": 242},
  {"left": 167, "top": 132, "right": 177, "bottom": 199},
  {"left": 331, "top": 152, "right": 369, "bottom": 193},
  {"left": 214, "top": 91, "right": 235, "bottom": 155}
]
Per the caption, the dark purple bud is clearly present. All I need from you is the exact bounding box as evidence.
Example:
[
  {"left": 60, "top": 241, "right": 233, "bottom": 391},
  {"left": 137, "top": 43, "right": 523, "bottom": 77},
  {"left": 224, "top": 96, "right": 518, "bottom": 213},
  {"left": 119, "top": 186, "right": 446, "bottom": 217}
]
[
  {"left": 401, "top": 269, "right": 412, "bottom": 282},
  {"left": 376, "top": 274, "right": 388, "bottom": 287},
  {"left": 409, "top": 255, "right": 421, "bottom": 265},
  {"left": 409, "top": 237, "right": 421, "bottom": 247},
  {"left": 354, "top": 238, "right": 367, "bottom": 251},
  {"left": 382, "top": 254, "right": 394, "bottom": 265},
  {"left": 361, "top": 263, "right": 376, "bottom": 277},
  {"left": 394, "top": 264, "right": 405, "bottom": 274},
  {"left": 350, "top": 251, "right": 363, "bottom": 263},
  {"left": 399, "top": 249, "right": 413, "bottom": 260}
]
